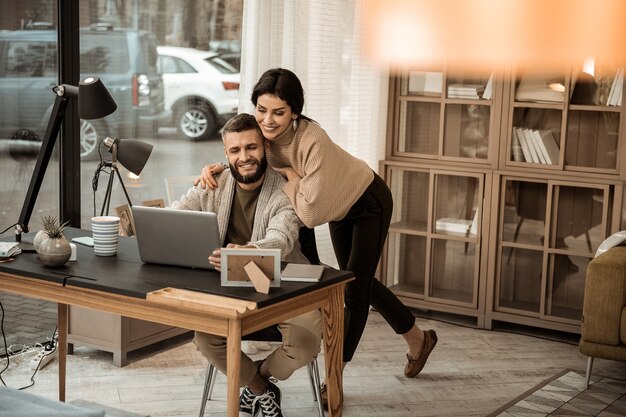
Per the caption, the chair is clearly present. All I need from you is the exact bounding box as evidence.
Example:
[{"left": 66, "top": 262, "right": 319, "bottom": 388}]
[
  {"left": 199, "top": 226, "right": 326, "bottom": 417},
  {"left": 579, "top": 244, "right": 626, "bottom": 389},
  {"left": 199, "top": 325, "right": 325, "bottom": 417}
]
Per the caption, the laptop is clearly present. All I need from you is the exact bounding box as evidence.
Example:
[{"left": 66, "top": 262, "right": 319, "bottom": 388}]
[{"left": 132, "top": 206, "right": 221, "bottom": 270}]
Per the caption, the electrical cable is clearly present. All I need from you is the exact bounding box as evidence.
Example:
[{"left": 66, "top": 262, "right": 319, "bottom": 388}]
[
  {"left": 92, "top": 138, "right": 111, "bottom": 217},
  {"left": 0, "top": 222, "right": 18, "bottom": 235},
  {"left": 0, "top": 300, "right": 10, "bottom": 386},
  {"left": 0, "top": 299, "right": 59, "bottom": 389}
]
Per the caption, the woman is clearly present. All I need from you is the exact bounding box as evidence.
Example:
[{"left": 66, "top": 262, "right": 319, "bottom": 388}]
[{"left": 198, "top": 68, "right": 437, "bottom": 378}]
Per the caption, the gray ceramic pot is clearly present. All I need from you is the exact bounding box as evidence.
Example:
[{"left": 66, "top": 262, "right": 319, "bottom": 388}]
[
  {"left": 32, "top": 230, "right": 48, "bottom": 252},
  {"left": 37, "top": 236, "right": 71, "bottom": 268}
]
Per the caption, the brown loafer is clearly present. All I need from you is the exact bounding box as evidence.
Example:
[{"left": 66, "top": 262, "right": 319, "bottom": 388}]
[
  {"left": 320, "top": 382, "right": 328, "bottom": 410},
  {"left": 405, "top": 329, "right": 438, "bottom": 377}
]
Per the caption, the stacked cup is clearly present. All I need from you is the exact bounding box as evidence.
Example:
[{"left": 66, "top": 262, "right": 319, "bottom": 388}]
[{"left": 91, "top": 216, "right": 120, "bottom": 256}]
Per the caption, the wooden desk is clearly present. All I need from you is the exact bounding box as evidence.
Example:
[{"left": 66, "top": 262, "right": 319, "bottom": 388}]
[{"left": 0, "top": 229, "right": 352, "bottom": 417}]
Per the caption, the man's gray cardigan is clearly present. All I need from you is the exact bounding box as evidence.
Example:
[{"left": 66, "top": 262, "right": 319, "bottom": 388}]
[{"left": 170, "top": 168, "right": 308, "bottom": 263}]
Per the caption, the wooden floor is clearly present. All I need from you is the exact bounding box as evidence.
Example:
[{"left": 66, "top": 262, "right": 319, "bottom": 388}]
[{"left": 4, "top": 311, "right": 626, "bottom": 417}]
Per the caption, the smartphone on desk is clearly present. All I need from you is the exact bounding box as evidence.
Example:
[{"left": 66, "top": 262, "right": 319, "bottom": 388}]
[{"left": 72, "top": 236, "right": 94, "bottom": 247}]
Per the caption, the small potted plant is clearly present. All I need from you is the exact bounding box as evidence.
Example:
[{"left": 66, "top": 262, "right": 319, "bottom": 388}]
[
  {"left": 33, "top": 215, "right": 56, "bottom": 251},
  {"left": 36, "top": 216, "right": 71, "bottom": 267}
]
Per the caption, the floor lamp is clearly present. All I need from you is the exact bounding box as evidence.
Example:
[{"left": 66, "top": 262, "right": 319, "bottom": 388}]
[
  {"left": 15, "top": 77, "right": 117, "bottom": 252},
  {"left": 98, "top": 137, "right": 153, "bottom": 216}
]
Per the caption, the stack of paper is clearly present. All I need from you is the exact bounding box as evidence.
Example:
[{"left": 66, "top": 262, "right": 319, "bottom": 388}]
[
  {"left": 447, "top": 83, "right": 485, "bottom": 99},
  {"left": 0, "top": 242, "right": 21, "bottom": 259}
]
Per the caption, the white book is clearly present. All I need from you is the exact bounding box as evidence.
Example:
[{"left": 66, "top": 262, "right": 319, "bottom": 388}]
[
  {"left": 537, "top": 129, "right": 560, "bottom": 165},
  {"left": 610, "top": 67, "right": 624, "bottom": 106},
  {"left": 408, "top": 71, "right": 443, "bottom": 95},
  {"left": 515, "top": 128, "right": 533, "bottom": 163},
  {"left": 482, "top": 74, "right": 493, "bottom": 100},
  {"left": 448, "top": 83, "right": 485, "bottom": 93},
  {"left": 522, "top": 129, "right": 541, "bottom": 163},
  {"left": 469, "top": 209, "right": 479, "bottom": 236},
  {"left": 530, "top": 129, "right": 549, "bottom": 164},
  {"left": 448, "top": 93, "right": 481, "bottom": 99},
  {"left": 281, "top": 263, "right": 325, "bottom": 283},
  {"left": 435, "top": 218, "right": 472, "bottom": 233},
  {"left": 607, "top": 67, "right": 621, "bottom": 106},
  {"left": 511, "top": 129, "right": 524, "bottom": 162}
]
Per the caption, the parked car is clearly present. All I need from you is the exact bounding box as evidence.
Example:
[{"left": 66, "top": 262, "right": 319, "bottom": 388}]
[
  {"left": 208, "top": 40, "right": 241, "bottom": 70},
  {"left": 157, "top": 46, "right": 239, "bottom": 141},
  {"left": 0, "top": 24, "right": 168, "bottom": 159}
]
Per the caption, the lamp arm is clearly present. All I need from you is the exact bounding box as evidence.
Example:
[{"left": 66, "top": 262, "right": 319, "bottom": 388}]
[{"left": 16, "top": 93, "right": 70, "bottom": 236}]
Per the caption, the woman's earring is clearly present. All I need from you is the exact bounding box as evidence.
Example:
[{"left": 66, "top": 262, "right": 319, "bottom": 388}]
[{"left": 292, "top": 118, "right": 298, "bottom": 131}]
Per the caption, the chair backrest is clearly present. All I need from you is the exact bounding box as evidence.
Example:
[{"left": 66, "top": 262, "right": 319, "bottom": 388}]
[{"left": 164, "top": 175, "right": 198, "bottom": 206}]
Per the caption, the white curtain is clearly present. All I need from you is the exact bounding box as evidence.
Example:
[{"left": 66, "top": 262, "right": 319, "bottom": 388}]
[
  {"left": 239, "top": 0, "right": 388, "bottom": 170},
  {"left": 239, "top": 0, "right": 389, "bottom": 267}
]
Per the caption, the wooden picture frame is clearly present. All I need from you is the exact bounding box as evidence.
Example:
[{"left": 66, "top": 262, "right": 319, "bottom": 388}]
[
  {"left": 220, "top": 248, "right": 281, "bottom": 289},
  {"left": 142, "top": 198, "right": 165, "bottom": 208},
  {"left": 114, "top": 204, "right": 135, "bottom": 237}
]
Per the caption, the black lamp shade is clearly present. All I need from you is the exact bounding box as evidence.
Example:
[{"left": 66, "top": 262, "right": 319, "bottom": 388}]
[
  {"left": 114, "top": 138, "right": 153, "bottom": 175},
  {"left": 78, "top": 77, "right": 117, "bottom": 120}
]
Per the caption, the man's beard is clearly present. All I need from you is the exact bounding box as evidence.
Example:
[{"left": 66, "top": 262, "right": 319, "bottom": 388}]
[{"left": 229, "top": 155, "right": 268, "bottom": 184}]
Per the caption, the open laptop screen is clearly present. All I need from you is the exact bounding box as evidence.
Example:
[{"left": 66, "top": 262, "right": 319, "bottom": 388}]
[{"left": 132, "top": 206, "right": 220, "bottom": 270}]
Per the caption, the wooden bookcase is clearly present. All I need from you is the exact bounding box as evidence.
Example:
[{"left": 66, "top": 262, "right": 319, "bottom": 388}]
[{"left": 382, "top": 62, "right": 625, "bottom": 333}]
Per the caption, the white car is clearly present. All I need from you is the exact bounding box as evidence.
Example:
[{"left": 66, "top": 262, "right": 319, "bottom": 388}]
[{"left": 157, "top": 46, "right": 240, "bottom": 141}]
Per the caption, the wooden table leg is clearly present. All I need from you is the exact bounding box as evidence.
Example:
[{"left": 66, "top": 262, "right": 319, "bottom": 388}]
[
  {"left": 323, "top": 284, "right": 345, "bottom": 417},
  {"left": 226, "top": 318, "right": 242, "bottom": 417},
  {"left": 57, "top": 303, "right": 68, "bottom": 402}
]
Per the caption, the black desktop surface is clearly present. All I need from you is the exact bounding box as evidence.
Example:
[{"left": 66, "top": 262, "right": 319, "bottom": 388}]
[{"left": 0, "top": 228, "right": 352, "bottom": 308}]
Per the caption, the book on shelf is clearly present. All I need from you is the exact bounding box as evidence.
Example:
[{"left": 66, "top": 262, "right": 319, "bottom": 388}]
[
  {"left": 515, "top": 74, "right": 564, "bottom": 103},
  {"left": 511, "top": 129, "right": 524, "bottom": 162},
  {"left": 469, "top": 209, "right": 479, "bottom": 236},
  {"left": 535, "top": 129, "right": 559, "bottom": 164},
  {"left": 513, "top": 128, "right": 559, "bottom": 164},
  {"left": 522, "top": 128, "right": 541, "bottom": 163},
  {"left": 527, "top": 129, "right": 548, "bottom": 164},
  {"left": 281, "top": 263, "right": 325, "bottom": 283},
  {"left": 608, "top": 67, "right": 623, "bottom": 106},
  {"left": 515, "top": 128, "right": 533, "bottom": 163},
  {"left": 435, "top": 217, "right": 472, "bottom": 234},
  {"left": 447, "top": 83, "right": 485, "bottom": 99},
  {"left": 408, "top": 71, "right": 443, "bottom": 95},
  {"left": 482, "top": 74, "right": 493, "bottom": 100}
]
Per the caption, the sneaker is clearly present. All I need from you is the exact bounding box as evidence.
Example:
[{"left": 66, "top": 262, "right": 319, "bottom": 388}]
[
  {"left": 252, "top": 379, "right": 283, "bottom": 417},
  {"left": 239, "top": 386, "right": 258, "bottom": 417}
]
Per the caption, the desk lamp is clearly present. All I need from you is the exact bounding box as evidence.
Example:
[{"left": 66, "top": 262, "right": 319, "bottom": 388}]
[
  {"left": 97, "top": 137, "right": 153, "bottom": 216},
  {"left": 15, "top": 77, "right": 117, "bottom": 252}
]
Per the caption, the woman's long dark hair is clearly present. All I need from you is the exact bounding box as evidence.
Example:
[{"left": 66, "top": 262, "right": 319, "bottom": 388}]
[{"left": 251, "top": 68, "right": 314, "bottom": 122}]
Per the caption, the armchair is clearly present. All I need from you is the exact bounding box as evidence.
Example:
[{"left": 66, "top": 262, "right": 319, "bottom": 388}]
[{"left": 579, "top": 245, "right": 626, "bottom": 388}]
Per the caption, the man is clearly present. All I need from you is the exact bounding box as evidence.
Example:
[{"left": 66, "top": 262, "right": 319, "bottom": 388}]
[{"left": 170, "top": 113, "right": 320, "bottom": 417}]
